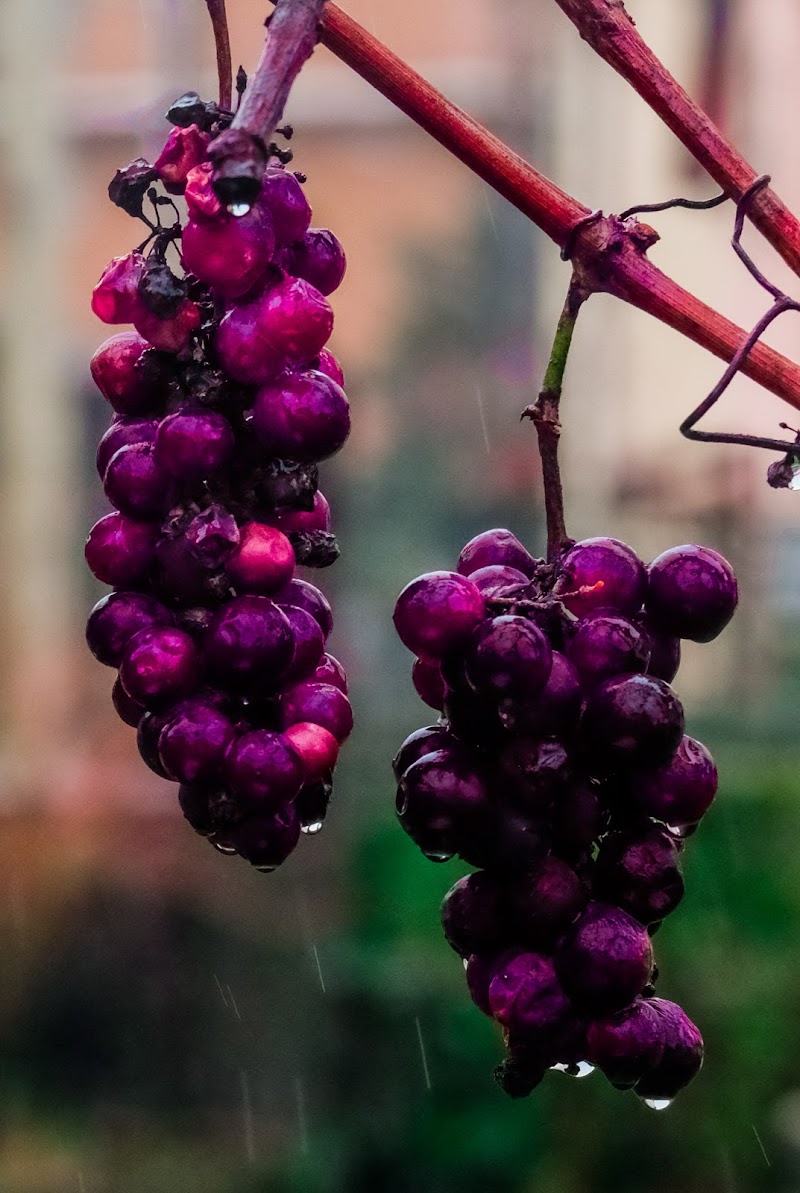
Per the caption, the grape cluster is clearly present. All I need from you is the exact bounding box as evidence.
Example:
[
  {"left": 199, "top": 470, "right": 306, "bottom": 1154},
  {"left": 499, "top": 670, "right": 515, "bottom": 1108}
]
[
  {"left": 85, "top": 100, "right": 352, "bottom": 871},
  {"left": 392, "top": 529, "right": 737, "bottom": 1105}
]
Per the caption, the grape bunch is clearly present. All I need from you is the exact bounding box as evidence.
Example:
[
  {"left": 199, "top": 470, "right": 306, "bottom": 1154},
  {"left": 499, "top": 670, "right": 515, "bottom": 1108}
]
[
  {"left": 85, "top": 96, "right": 352, "bottom": 871},
  {"left": 392, "top": 529, "right": 737, "bottom": 1105}
]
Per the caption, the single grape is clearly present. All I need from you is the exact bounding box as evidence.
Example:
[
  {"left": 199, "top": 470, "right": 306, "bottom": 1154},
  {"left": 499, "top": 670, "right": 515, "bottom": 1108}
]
[
  {"left": 137, "top": 710, "right": 175, "bottom": 779},
  {"left": 411, "top": 658, "right": 446, "bottom": 710},
  {"left": 586, "top": 998, "right": 665, "bottom": 1088},
  {"left": 496, "top": 738, "right": 571, "bottom": 815},
  {"left": 488, "top": 953, "right": 572, "bottom": 1049},
  {"left": 226, "top": 523, "right": 296, "bottom": 595},
  {"left": 85, "top": 511, "right": 157, "bottom": 588},
  {"left": 230, "top": 803, "right": 302, "bottom": 870},
  {"left": 225, "top": 730, "right": 304, "bottom": 804},
  {"left": 103, "top": 442, "right": 171, "bottom": 519},
  {"left": 556, "top": 902, "right": 654, "bottom": 1012},
  {"left": 457, "top": 528, "right": 537, "bottom": 578},
  {"left": 314, "top": 348, "right": 345, "bottom": 388},
  {"left": 633, "top": 735, "right": 718, "bottom": 827},
  {"left": 259, "top": 166, "right": 312, "bottom": 245},
  {"left": 505, "top": 857, "right": 587, "bottom": 948},
  {"left": 557, "top": 537, "right": 646, "bottom": 618},
  {"left": 112, "top": 676, "right": 146, "bottom": 727},
  {"left": 205, "top": 595, "right": 294, "bottom": 685},
  {"left": 252, "top": 370, "right": 350, "bottom": 462},
  {"left": 313, "top": 652, "right": 348, "bottom": 693},
  {"left": 392, "top": 725, "right": 460, "bottom": 781},
  {"left": 154, "top": 124, "right": 210, "bottom": 194},
  {"left": 646, "top": 544, "right": 738, "bottom": 643},
  {"left": 119, "top": 626, "right": 200, "bottom": 709},
  {"left": 567, "top": 610, "right": 651, "bottom": 687},
  {"left": 215, "top": 277, "right": 333, "bottom": 385},
  {"left": 264, "top": 490, "right": 331, "bottom": 536},
  {"left": 465, "top": 950, "right": 516, "bottom": 1017},
  {"left": 282, "top": 606, "right": 326, "bottom": 683},
  {"left": 91, "top": 252, "right": 146, "bottom": 324},
  {"left": 396, "top": 748, "right": 489, "bottom": 859},
  {"left": 90, "top": 332, "right": 157, "bottom": 416},
  {"left": 86, "top": 591, "right": 172, "bottom": 667},
  {"left": 155, "top": 408, "right": 235, "bottom": 480},
  {"left": 277, "top": 578, "right": 334, "bottom": 638},
  {"left": 134, "top": 299, "right": 201, "bottom": 355},
  {"left": 634, "top": 999, "right": 704, "bottom": 1102},
  {"left": 182, "top": 205, "right": 275, "bottom": 299},
  {"left": 581, "top": 674, "right": 684, "bottom": 770},
  {"left": 638, "top": 617, "right": 681, "bottom": 683},
  {"left": 96, "top": 416, "right": 159, "bottom": 480},
  {"left": 498, "top": 650, "right": 582, "bottom": 739},
  {"left": 282, "top": 228, "right": 347, "bottom": 296},
  {"left": 278, "top": 681, "right": 353, "bottom": 742},
  {"left": 184, "top": 162, "right": 226, "bottom": 221},
  {"left": 283, "top": 722, "right": 339, "bottom": 783},
  {"left": 594, "top": 824, "right": 685, "bottom": 924},
  {"left": 393, "top": 571, "right": 485, "bottom": 660},
  {"left": 441, "top": 871, "right": 509, "bottom": 957},
  {"left": 158, "top": 697, "right": 237, "bottom": 785},
  {"left": 464, "top": 615, "right": 552, "bottom": 700},
  {"left": 468, "top": 564, "right": 529, "bottom": 598}
]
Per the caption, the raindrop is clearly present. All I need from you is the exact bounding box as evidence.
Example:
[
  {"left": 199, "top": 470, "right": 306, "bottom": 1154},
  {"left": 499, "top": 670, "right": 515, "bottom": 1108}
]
[
  {"left": 643, "top": 1097, "right": 673, "bottom": 1111},
  {"left": 228, "top": 202, "right": 251, "bottom": 217},
  {"left": 255, "top": 864, "right": 276, "bottom": 873},
  {"left": 422, "top": 850, "right": 454, "bottom": 863},
  {"left": 301, "top": 821, "right": 324, "bottom": 836},
  {"left": 550, "top": 1060, "right": 596, "bottom": 1078},
  {"left": 212, "top": 841, "right": 237, "bottom": 855},
  {"left": 462, "top": 957, "right": 469, "bottom": 971}
]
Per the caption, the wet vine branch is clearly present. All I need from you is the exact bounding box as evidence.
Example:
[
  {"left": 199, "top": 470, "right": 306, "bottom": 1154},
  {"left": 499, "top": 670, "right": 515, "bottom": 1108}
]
[{"left": 204, "top": 0, "right": 233, "bottom": 111}]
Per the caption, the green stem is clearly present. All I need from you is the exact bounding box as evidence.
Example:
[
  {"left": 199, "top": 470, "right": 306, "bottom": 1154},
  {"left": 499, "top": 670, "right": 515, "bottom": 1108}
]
[{"left": 524, "top": 276, "right": 588, "bottom": 563}]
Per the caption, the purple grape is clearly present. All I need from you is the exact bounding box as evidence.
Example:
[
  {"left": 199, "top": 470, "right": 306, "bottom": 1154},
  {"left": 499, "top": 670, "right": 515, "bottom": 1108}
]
[
  {"left": 496, "top": 738, "right": 571, "bottom": 815},
  {"left": 91, "top": 252, "right": 146, "bottom": 324},
  {"left": 634, "top": 999, "right": 703, "bottom": 1102},
  {"left": 260, "top": 167, "right": 312, "bottom": 246},
  {"left": 104, "top": 442, "right": 171, "bottom": 519},
  {"left": 278, "top": 681, "right": 353, "bottom": 742},
  {"left": 557, "top": 537, "right": 646, "bottom": 618},
  {"left": 457, "top": 529, "right": 537, "bottom": 578},
  {"left": 396, "top": 749, "right": 489, "bottom": 859},
  {"left": 206, "top": 595, "right": 294, "bottom": 685},
  {"left": 556, "top": 902, "right": 654, "bottom": 1012},
  {"left": 153, "top": 535, "right": 224, "bottom": 605},
  {"left": 282, "top": 228, "right": 347, "bottom": 296},
  {"left": 313, "top": 652, "right": 348, "bottom": 693},
  {"left": 567, "top": 611, "right": 651, "bottom": 687},
  {"left": 278, "top": 578, "right": 334, "bottom": 638},
  {"left": 488, "top": 953, "right": 572, "bottom": 1047},
  {"left": 633, "top": 735, "right": 718, "bottom": 827},
  {"left": 158, "top": 698, "right": 237, "bottom": 784},
  {"left": 112, "top": 676, "right": 146, "bottom": 727},
  {"left": 506, "top": 857, "right": 587, "bottom": 947},
  {"left": 133, "top": 299, "right": 201, "bottom": 355},
  {"left": 225, "top": 730, "right": 304, "bottom": 804},
  {"left": 586, "top": 998, "right": 665, "bottom": 1088},
  {"left": 252, "top": 370, "right": 350, "bottom": 462},
  {"left": 465, "top": 951, "right": 513, "bottom": 1017},
  {"left": 443, "top": 684, "right": 503, "bottom": 747},
  {"left": 411, "top": 658, "right": 446, "bottom": 711},
  {"left": 314, "top": 348, "right": 345, "bottom": 388},
  {"left": 498, "top": 651, "right": 582, "bottom": 739},
  {"left": 230, "top": 803, "right": 302, "bottom": 871},
  {"left": 85, "top": 512, "right": 157, "bottom": 587},
  {"left": 441, "top": 872, "right": 509, "bottom": 957},
  {"left": 264, "top": 490, "right": 331, "bottom": 536},
  {"left": 137, "top": 711, "right": 174, "bottom": 779},
  {"left": 646, "top": 544, "right": 738, "bottom": 643},
  {"left": 392, "top": 725, "right": 460, "bottom": 781},
  {"left": 581, "top": 674, "right": 684, "bottom": 770},
  {"left": 155, "top": 408, "right": 235, "bottom": 480},
  {"left": 594, "top": 824, "right": 684, "bottom": 924},
  {"left": 460, "top": 804, "right": 549, "bottom": 873},
  {"left": 181, "top": 205, "right": 275, "bottom": 299},
  {"left": 639, "top": 617, "right": 681, "bottom": 683},
  {"left": 119, "top": 626, "right": 200, "bottom": 709},
  {"left": 178, "top": 783, "right": 215, "bottom": 836},
  {"left": 154, "top": 125, "right": 210, "bottom": 195},
  {"left": 468, "top": 564, "right": 530, "bottom": 598},
  {"left": 464, "top": 615, "right": 552, "bottom": 699},
  {"left": 215, "top": 277, "right": 333, "bottom": 386},
  {"left": 282, "top": 606, "right": 326, "bottom": 682},
  {"left": 90, "top": 332, "right": 157, "bottom": 416},
  {"left": 393, "top": 571, "right": 485, "bottom": 661},
  {"left": 96, "top": 417, "right": 159, "bottom": 480},
  {"left": 552, "top": 780, "right": 606, "bottom": 863},
  {"left": 86, "top": 591, "right": 172, "bottom": 667}
]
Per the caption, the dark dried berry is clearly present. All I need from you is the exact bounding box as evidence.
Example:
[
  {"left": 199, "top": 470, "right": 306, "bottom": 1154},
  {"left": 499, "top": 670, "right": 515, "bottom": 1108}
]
[
  {"left": 108, "top": 158, "right": 159, "bottom": 219},
  {"left": 290, "top": 530, "right": 340, "bottom": 568}
]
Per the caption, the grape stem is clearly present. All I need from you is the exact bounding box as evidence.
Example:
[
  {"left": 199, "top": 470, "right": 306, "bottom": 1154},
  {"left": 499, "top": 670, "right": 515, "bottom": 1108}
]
[
  {"left": 523, "top": 277, "right": 588, "bottom": 564},
  {"left": 204, "top": 0, "right": 233, "bottom": 111}
]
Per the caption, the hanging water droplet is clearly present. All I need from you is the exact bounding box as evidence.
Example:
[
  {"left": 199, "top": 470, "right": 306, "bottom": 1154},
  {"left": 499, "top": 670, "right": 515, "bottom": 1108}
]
[
  {"left": 227, "top": 202, "right": 251, "bottom": 217},
  {"left": 301, "top": 820, "right": 324, "bottom": 836},
  {"left": 254, "top": 864, "right": 276, "bottom": 874},
  {"left": 550, "top": 1060, "right": 596, "bottom": 1078},
  {"left": 643, "top": 1097, "right": 672, "bottom": 1111},
  {"left": 422, "top": 850, "right": 454, "bottom": 863},
  {"left": 212, "top": 841, "right": 237, "bottom": 855},
  {"left": 462, "top": 957, "right": 469, "bottom": 971}
]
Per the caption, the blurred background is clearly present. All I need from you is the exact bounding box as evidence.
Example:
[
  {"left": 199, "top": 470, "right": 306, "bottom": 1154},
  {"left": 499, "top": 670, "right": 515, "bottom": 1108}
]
[{"left": 0, "top": 0, "right": 799, "bottom": 1189}]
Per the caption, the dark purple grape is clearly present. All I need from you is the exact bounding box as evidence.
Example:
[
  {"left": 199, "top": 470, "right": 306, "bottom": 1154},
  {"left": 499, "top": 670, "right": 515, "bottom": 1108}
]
[
  {"left": 443, "top": 684, "right": 503, "bottom": 748},
  {"left": 496, "top": 738, "right": 571, "bottom": 815},
  {"left": 92, "top": 252, "right": 146, "bottom": 324},
  {"left": 253, "top": 370, "right": 350, "bottom": 463},
  {"left": 85, "top": 512, "right": 157, "bottom": 587},
  {"left": 458, "top": 802, "right": 549, "bottom": 873},
  {"left": 646, "top": 544, "right": 738, "bottom": 643},
  {"left": 158, "top": 698, "right": 237, "bottom": 785},
  {"left": 581, "top": 674, "right": 684, "bottom": 770},
  {"left": 155, "top": 127, "right": 211, "bottom": 195},
  {"left": 396, "top": 749, "right": 489, "bottom": 860},
  {"left": 594, "top": 825, "right": 684, "bottom": 924},
  {"left": 634, "top": 999, "right": 704, "bottom": 1103},
  {"left": 557, "top": 537, "right": 646, "bottom": 618},
  {"left": 225, "top": 730, "right": 304, "bottom": 804},
  {"left": 440, "top": 872, "right": 509, "bottom": 957},
  {"left": 465, "top": 950, "right": 516, "bottom": 1017},
  {"left": 636, "top": 615, "right": 681, "bottom": 683},
  {"left": 96, "top": 416, "right": 159, "bottom": 479},
  {"left": 556, "top": 902, "right": 654, "bottom": 1012},
  {"left": 313, "top": 652, "right": 348, "bottom": 693},
  {"left": 215, "top": 277, "right": 333, "bottom": 386},
  {"left": 282, "top": 606, "right": 326, "bottom": 683},
  {"left": 178, "top": 782, "right": 215, "bottom": 836},
  {"left": 278, "top": 578, "right": 333, "bottom": 638},
  {"left": 488, "top": 953, "right": 572, "bottom": 1048},
  {"left": 137, "top": 711, "right": 174, "bottom": 779},
  {"left": 260, "top": 167, "right": 312, "bottom": 246},
  {"left": 206, "top": 595, "right": 294, "bottom": 685},
  {"left": 567, "top": 611, "right": 650, "bottom": 687},
  {"left": 278, "top": 682, "right": 353, "bottom": 742},
  {"left": 506, "top": 857, "right": 587, "bottom": 947},
  {"left": 282, "top": 228, "right": 347, "bottom": 295},
  {"left": 586, "top": 998, "right": 665, "bottom": 1088},
  {"left": 468, "top": 565, "right": 530, "bottom": 598},
  {"left": 86, "top": 591, "right": 172, "bottom": 667},
  {"left": 90, "top": 332, "right": 157, "bottom": 416},
  {"left": 498, "top": 651, "right": 582, "bottom": 739},
  {"left": 104, "top": 442, "right": 171, "bottom": 519},
  {"left": 112, "top": 676, "right": 145, "bottom": 727},
  {"left": 633, "top": 735, "right": 718, "bottom": 827},
  {"left": 457, "top": 529, "right": 537, "bottom": 579},
  {"left": 552, "top": 780, "right": 606, "bottom": 863},
  {"left": 392, "top": 725, "right": 459, "bottom": 781},
  {"left": 120, "top": 626, "right": 200, "bottom": 709},
  {"left": 393, "top": 571, "right": 485, "bottom": 661},
  {"left": 155, "top": 408, "right": 235, "bottom": 481},
  {"left": 153, "top": 534, "right": 225, "bottom": 605},
  {"left": 230, "top": 803, "right": 302, "bottom": 871},
  {"left": 181, "top": 205, "right": 275, "bottom": 299},
  {"left": 463, "top": 615, "right": 552, "bottom": 700},
  {"left": 412, "top": 658, "right": 446, "bottom": 711}
]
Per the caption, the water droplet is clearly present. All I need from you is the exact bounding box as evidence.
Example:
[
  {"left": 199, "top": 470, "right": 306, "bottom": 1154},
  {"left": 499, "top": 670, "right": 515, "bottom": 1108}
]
[
  {"left": 550, "top": 1060, "right": 596, "bottom": 1078},
  {"left": 212, "top": 841, "right": 237, "bottom": 855},
  {"left": 301, "top": 820, "right": 324, "bottom": 836},
  {"left": 462, "top": 957, "right": 469, "bottom": 971},
  {"left": 227, "top": 202, "right": 251, "bottom": 217},
  {"left": 643, "top": 1097, "right": 672, "bottom": 1111},
  {"left": 254, "top": 864, "right": 276, "bottom": 873},
  {"left": 422, "top": 850, "right": 454, "bottom": 863}
]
